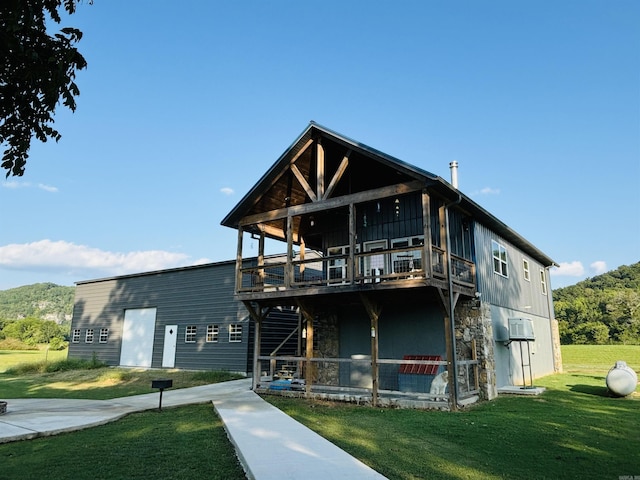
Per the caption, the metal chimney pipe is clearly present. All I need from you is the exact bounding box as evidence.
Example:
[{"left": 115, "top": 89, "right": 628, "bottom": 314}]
[{"left": 449, "top": 161, "right": 459, "bottom": 189}]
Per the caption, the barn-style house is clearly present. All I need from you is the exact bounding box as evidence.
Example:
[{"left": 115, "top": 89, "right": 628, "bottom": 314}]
[
  {"left": 68, "top": 122, "right": 561, "bottom": 410},
  {"left": 221, "top": 122, "right": 562, "bottom": 409}
]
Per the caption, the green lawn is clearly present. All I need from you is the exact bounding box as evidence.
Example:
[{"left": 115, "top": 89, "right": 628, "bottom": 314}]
[
  {"left": 264, "top": 346, "right": 640, "bottom": 480},
  {"left": 0, "top": 404, "right": 245, "bottom": 480},
  {"left": 0, "top": 348, "right": 67, "bottom": 373},
  {"left": 0, "top": 346, "right": 638, "bottom": 480}
]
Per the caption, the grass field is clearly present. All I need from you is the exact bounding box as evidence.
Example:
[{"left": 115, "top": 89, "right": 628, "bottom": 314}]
[
  {"left": 0, "top": 346, "right": 638, "bottom": 480},
  {"left": 0, "top": 347, "right": 67, "bottom": 373}
]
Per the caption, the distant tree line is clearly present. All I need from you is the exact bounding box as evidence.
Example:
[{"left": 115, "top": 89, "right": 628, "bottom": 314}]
[
  {"left": 554, "top": 262, "right": 640, "bottom": 345},
  {"left": 0, "top": 317, "right": 69, "bottom": 350},
  {"left": 0, "top": 283, "right": 74, "bottom": 350}
]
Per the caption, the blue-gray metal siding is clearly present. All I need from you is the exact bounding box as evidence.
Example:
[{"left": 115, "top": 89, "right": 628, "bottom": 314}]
[
  {"left": 474, "top": 222, "right": 553, "bottom": 318},
  {"left": 473, "top": 222, "right": 557, "bottom": 386},
  {"left": 69, "top": 262, "right": 251, "bottom": 372}
]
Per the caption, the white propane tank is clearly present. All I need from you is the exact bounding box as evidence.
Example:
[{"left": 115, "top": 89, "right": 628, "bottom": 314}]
[{"left": 605, "top": 361, "right": 638, "bottom": 397}]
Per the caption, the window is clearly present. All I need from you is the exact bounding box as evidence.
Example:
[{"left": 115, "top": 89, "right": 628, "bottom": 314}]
[
  {"left": 391, "top": 236, "right": 424, "bottom": 275},
  {"left": 206, "top": 325, "right": 219, "bottom": 343},
  {"left": 492, "top": 240, "right": 508, "bottom": 277},
  {"left": 523, "top": 259, "right": 530, "bottom": 281},
  {"left": 85, "top": 329, "right": 94, "bottom": 343},
  {"left": 185, "top": 325, "right": 197, "bottom": 343},
  {"left": 229, "top": 324, "right": 242, "bottom": 343},
  {"left": 327, "top": 245, "right": 360, "bottom": 285},
  {"left": 72, "top": 329, "right": 81, "bottom": 343},
  {"left": 99, "top": 328, "right": 109, "bottom": 343},
  {"left": 540, "top": 269, "right": 547, "bottom": 295}
]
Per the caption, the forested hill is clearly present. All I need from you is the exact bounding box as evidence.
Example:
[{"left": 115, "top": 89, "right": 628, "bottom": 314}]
[
  {"left": 0, "top": 283, "right": 75, "bottom": 324},
  {"left": 553, "top": 262, "right": 640, "bottom": 344}
]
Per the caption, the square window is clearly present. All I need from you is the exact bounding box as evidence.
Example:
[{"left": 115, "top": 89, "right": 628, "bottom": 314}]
[
  {"left": 85, "top": 329, "right": 94, "bottom": 343},
  {"left": 185, "top": 325, "right": 197, "bottom": 343},
  {"left": 99, "top": 328, "right": 109, "bottom": 343},
  {"left": 229, "top": 324, "right": 242, "bottom": 343},
  {"left": 72, "top": 329, "right": 81, "bottom": 343},
  {"left": 206, "top": 325, "right": 219, "bottom": 343}
]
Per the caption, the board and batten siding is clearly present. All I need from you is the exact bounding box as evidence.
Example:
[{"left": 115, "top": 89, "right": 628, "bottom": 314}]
[
  {"left": 473, "top": 222, "right": 553, "bottom": 319},
  {"left": 69, "top": 261, "right": 252, "bottom": 373},
  {"left": 473, "top": 222, "right": 557, "bottom": 386}
]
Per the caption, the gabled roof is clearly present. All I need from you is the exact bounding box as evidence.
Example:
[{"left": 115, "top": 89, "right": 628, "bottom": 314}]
[{"left": 221, "top": 122, "right": 556, "bottom": 267}]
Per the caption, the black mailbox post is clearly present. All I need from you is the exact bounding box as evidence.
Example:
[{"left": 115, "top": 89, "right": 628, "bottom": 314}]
[{"left": 151, "top": 379, "right": 173, "bottom": 411}]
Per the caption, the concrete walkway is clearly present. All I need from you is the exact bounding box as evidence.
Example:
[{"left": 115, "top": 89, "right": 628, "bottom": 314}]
[{"left": 0, "top": 378, "right": 387, "bottom": 479}]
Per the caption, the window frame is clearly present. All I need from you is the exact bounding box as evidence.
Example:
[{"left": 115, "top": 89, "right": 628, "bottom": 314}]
[
  {"left": 185, "top": 325, "right": 197, "bottom": 343},
  {"left": 492, "top": 240, "right": 509, "bottom": 277},
  {"left": 540, "top": 269, "right": 548, "bottom": 295},
  {"left": 99, "top": 328, "right": 109, "bottom": 343},
  {"left": 206, "top": 324, "right": 219, "bottom": 343},
  {"left": 85, "top": 329, "right": 94, "bottom": 343},
  {"left": 72, "top": 329, "right": 81, "bottom": 343},
  {"left": 229, "top": 324, "right": 242, "bottom": 343},
  {"left": 523, "top": 258, "right": 531, "bottom": 282}
]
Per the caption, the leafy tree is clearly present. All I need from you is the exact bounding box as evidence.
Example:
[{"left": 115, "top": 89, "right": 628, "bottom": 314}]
[
  {"left": 2, "top": 317, "right": 66, "bottom": 345},
  {"left": 554, "top": 262, "right": 640, "bottom": 345},
  {"left": 1, "top": 0, "right": 90, "bottom": 177}
]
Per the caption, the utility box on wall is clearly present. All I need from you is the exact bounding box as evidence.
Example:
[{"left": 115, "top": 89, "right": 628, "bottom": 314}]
[{"left": 508, "top": 318, "right": 535, "bottom": 341}]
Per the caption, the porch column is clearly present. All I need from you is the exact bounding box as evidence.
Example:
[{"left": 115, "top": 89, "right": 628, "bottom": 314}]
[
  {"left": 253, "top": 315, "right": 262, "bottom": 390},
  {"left": 285, "top": 215, "right": 293, "bottom": 287},
  {"left": 360, "top": 294, "right": 381, "bottom": 407},
  {"left": 305, "top": 314, "right": 314, "bottom": 396},
  {"left": 297, "top": 301, "right": 315, "bottom": 396},
  {"left": 349, "top": 203, "right": 356, "bottom": 283},
  {"left": 371, "top": 313, "right": 379, "bottom": 407},
  {"left": 243, "top": 301, "right": 264, "bottom": 391},
  {"left": 236, "top": 227, "right": 243, "bottom": 291},
  {"left": 421, "top": 189, "right": 432, "bottom": 276}
]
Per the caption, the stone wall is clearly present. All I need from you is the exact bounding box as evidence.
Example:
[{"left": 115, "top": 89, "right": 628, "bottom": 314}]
[
  {"left": 313, "top": 312, "right": 340, "bottom": 385},
  {"left": 455, "top": 300, "right": 497, "bottom": 401}
]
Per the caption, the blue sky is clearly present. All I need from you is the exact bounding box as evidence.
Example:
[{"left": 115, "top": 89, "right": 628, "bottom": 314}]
[{"left": 1, "top": 0, "right": 638, "bottom": 291}]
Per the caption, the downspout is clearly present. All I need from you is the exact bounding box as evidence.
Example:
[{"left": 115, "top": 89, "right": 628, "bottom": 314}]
[{"left": 444, "top": 192, "right": 462, "bottom": 408}]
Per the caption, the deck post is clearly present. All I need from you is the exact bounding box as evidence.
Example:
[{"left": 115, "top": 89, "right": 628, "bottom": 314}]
[{"left": 360, "top": 294, "right": 381, "bottom": 407}]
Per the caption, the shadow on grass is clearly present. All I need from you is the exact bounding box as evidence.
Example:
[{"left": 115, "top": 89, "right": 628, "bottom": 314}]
[{"left": 569, "top": 384, "right": 611, "bottom": 397}]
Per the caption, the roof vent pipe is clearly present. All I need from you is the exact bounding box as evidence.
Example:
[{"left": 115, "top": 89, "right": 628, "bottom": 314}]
[{"left": 449, "top": 161, "right": 459, "bottom": 189}]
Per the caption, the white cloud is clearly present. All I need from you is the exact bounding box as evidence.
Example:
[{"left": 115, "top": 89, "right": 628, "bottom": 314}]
[
  {"left": 220, "top": 187, "right": 234, "bottom": 195},
  {"left": 38, "top": 183, "right": 58, "bottom": 193},
  {"left": 2, "top": 181, "right": 58, "bottom": 192},
  {"left": 470, "top": 187, "right": 500, "bottom": 196},
  {"left": 551, "top": 261, "right": 585, "bottom": 277},
  {"left": 0, "top": 240, "right": 208, "bottom": 277},
  {"left": 2, "top": 181, "right": 30, "bottom": 189},
  {"left": 590, "top": 261, "right": 607, "bottom": 275}
]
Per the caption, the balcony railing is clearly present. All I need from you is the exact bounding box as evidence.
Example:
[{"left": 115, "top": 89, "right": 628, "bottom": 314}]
[
  {"left": 255, "top": 355, "right": 479, "bottom": 405},
  {"left": 238, "top": 244, "right": 475, "bottom": 293}
]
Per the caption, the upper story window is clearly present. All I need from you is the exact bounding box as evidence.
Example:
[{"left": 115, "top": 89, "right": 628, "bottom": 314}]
[
  {"left": 540, "top": 269, "right": 548, "bottom": 295},
  {"left": 229, "top": 324, "right": 242, "bottom": 343},
  {"left": 523, "top": 258, "right": 530, "bottom": 281},
  {"left": 185, "top": 325, "right": 197, "bottom": 343},
  {"left": 85, "top": 329, "right": 94, "bottom": 343},
  {"left": 206, "top": 324, "right": 219, "bottom": 343},
  {"left": 492, "top": 240, "right": 508, "bottom": 277}
]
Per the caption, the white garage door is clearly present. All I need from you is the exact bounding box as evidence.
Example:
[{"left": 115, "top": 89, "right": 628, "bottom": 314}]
[{"left": 120, "top": 308, "right": 157, "bottom": 367}]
